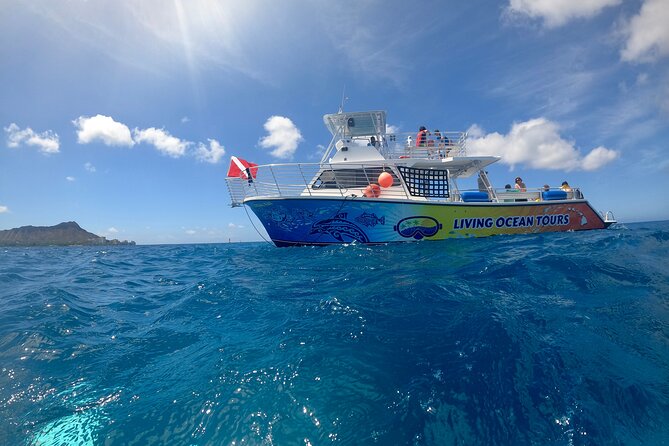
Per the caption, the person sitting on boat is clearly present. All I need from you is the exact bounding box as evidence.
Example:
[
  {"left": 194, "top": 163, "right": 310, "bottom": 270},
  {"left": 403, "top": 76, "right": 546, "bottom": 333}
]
[
  {"left": 368, "top": 136, "right": 378, "bottom": 148},
  {"left": 543, "top": 184, "right": 550, "bottom": 191},
  {"left": 416, "top": 126, "right": 429, "bottom": 147},
  {"left": 433, "top": 129, "right": 451, "bottom": 157},
  {"left": 444, "top": 135, "right": 453, "bottom": 156},
  {"left": 514, "top": 177, "right": 526, "bottom": 192},
  {"left": 560, "top": 181, "right": 572, "bottom": 191}
]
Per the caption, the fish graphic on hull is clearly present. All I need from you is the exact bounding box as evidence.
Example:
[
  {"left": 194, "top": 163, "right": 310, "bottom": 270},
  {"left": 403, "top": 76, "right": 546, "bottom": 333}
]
[
  {"left": 266, "top": 206, "right": 315, "bottom": 230},
  {"left": 310, "top": 213, "right": 370, "bottom": 243},
  {"left": 355, "top": 212, "right": 385, "bottom": 228}
]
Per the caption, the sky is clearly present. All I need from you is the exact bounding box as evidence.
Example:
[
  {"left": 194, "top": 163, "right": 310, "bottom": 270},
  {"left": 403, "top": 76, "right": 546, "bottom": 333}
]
[{"left": 1, "top": 0, "right": 668, "bottom": 244}]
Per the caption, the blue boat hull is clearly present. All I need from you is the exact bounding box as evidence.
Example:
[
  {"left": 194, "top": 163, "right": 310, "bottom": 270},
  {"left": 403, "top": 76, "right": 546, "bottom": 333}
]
[{"left": 245, "top": 197, "right": 608, "bottom": 247}]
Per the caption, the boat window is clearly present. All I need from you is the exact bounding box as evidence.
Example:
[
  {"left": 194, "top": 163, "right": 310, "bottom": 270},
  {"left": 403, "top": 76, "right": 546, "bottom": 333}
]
[
  {"left": 397, "top": 166, "right": 449, "bottom": 198},
  {"left": 312, "top": 168, "right": 399, "bottom": 189}
]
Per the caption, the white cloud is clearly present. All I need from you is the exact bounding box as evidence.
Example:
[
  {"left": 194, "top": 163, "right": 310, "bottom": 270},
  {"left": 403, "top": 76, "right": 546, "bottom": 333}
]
[
  {"left": 467, "top": 118, "right": 619, "bottom": 171},
  {"left": 84, "top": 162, "right": 96, "bottom": 172},
  {"left": 507, "top": 0, "right": 621, "bottom": 28},
  {"left": 73, "top": 115, "right": 134, "bottom": 146},
  {"left": 259, "top": 116, "right": 303, "bottom": 159},
  {"left": 581, "top": 146, "right": 619, "bottom": 170},
  {"left": 228, "top": 222, "right": 244, "bottom": 229},
  {"left": 107, "top": 227, "right": 119, "bottom": 233},
  {"left": 621, "top": 0, "right": 669, "bottom": 63},
  {"left": 73, "top": 115, "right": 194, "bottom": 159},
  {"left": 0, "top": 205, "right": 8, "bottom": 213},
  {"left": 73, "top": 116, "right": 217, "bottom": 161},
  {"left": 185, "top": 229, "right": 196, "bottom": 235},
  {"left": 181, "top": 116, "right": 190, "bottom": 123},
  {"left": 66, "top": 176, "right": 76, "bottom": 182},
  {"left": 386, "top": 124, "right": 400, "bottom": 134},
  {"left": 133, "top": 127, "right": 190, "bottom": 158},
  {"left": 312, "top": 144, "right": 328, "bottom": 160},
  {"left": 467, "top": 124, "right": 485, "bottom": 138},
  {"left": 196, "top": 138, "right": 226, "bottom": 164},
  {"left": 4, "top": 123, "right": 60, "bottom": 154}
]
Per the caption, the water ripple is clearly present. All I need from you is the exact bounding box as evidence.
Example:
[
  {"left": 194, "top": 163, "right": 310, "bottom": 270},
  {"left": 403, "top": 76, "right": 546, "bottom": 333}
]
[{"left": 1, "top": 221, "right": 668, "bottom": 444}]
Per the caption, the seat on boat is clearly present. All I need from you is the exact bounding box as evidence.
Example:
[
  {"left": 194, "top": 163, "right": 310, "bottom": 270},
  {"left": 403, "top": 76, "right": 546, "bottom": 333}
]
[
  {"left": 541, "top": 190, "right": 568, "bottom": 201},
  {"left": 461, "top": 191, "right": 490, "bottom": 202}
]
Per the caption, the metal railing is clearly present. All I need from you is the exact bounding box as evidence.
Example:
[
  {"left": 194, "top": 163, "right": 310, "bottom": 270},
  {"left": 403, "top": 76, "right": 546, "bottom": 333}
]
[
  {"left": 226, "top": 163, "right": 418, "bottom": 206},
  {"left": 226, "top": 162, "right": 584, "bottom": 207},
  {"left": 493, "top": 187, "right": 584, "bottom": 202},
  {"left": 380, "top": 131, "right": 467, "bottom": 159}
]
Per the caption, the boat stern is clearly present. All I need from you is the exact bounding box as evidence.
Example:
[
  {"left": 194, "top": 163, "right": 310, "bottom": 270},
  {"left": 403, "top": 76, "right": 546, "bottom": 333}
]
[{"left": 603, "top": 210, "right": 617, "bottom": 228}]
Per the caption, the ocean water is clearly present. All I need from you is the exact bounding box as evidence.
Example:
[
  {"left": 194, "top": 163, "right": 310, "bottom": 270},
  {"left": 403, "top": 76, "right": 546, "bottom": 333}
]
[{"left": 1, "top": 222, "right": 668, "bottom": 446}]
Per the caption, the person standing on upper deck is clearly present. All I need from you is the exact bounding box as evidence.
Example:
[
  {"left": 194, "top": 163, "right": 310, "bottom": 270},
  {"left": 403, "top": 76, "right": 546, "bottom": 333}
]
[
  {"left": 514, "top": 176, "right": 526, "bottom": 192},
  {"left": 416, "top": 126, "right": 429, "bottom": 147}
]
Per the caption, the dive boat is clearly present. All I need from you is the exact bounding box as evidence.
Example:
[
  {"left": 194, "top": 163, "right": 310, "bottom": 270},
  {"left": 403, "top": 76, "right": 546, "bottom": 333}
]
[{"left": 226, "top": 110, "right": 616, "bottom": 247}]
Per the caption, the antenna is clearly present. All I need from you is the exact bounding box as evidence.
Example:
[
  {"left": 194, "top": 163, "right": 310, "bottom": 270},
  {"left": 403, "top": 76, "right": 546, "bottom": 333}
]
[{"left": 338, "top": 87, "right": 349, "bottom": 113}]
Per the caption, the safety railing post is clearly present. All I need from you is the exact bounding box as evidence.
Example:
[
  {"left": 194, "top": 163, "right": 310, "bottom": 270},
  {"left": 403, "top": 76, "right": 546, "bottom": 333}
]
[
  {"left": 268, "top": 165, "right": 281, "bottom": 197},
  {"left": 297, "top": 164, "right": 312, "bottom": 197}
]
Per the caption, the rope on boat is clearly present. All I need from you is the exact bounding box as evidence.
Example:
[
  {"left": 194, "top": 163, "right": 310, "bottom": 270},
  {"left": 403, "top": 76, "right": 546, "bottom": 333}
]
[
  {"left": 243, "top": 194, "right": 355, "bottom": 247},
  {"left": 243, "top": 203, "right": 274, "bottom": 246},
  {"left": 310, "top": 194, "right": 355, "bottom": 245}
]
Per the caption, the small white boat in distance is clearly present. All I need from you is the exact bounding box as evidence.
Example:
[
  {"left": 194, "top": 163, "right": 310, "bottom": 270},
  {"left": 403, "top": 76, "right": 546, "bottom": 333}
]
[{"left": 226, "top": 110, "right": 616, "bottom": 247}]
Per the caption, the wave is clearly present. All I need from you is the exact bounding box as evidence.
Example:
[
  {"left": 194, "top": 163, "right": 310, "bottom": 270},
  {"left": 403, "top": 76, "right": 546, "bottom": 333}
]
[{"left": 1, "top": 221, "right": 668, "bottom": 444}]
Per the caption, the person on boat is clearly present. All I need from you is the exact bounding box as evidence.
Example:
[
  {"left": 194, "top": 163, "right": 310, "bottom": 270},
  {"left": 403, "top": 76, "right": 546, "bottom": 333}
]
[
  {"left": 368, "top": 136, "right": 378, "bottom": 148},
  {"left": 504, "top": 184, "right": 512, "bottom": 190},
  {"left": 543, "top": 184, "right": 550, "bottom": 191},
  {"left": 514, "top": 177, "right": 526, "bottom": 192},
  {"left": 433, "top": 129, "right": 451, "bottom": 157},
  {"left": 416, "top": 126, "right": 429, "bottom": 147},
  {"left": 560, "top": 181, "right": 572, "bottom": 191},
  {"left": 432, "top": 129, "right": 442, "bottom": 157}
]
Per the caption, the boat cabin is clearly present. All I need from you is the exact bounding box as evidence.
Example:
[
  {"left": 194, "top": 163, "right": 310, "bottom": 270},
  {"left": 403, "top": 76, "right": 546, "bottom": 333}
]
[{"left": 226, "top": 110, "right": 585, "bottom": 206}]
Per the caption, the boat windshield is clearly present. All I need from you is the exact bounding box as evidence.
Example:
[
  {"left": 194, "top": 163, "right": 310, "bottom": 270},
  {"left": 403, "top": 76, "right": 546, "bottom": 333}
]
[
  {"left": 312, "top": 167, "right": 399, "bottom": 189},
  {"left": 323, "top": 111, "right": 386, "bottom": 138}
]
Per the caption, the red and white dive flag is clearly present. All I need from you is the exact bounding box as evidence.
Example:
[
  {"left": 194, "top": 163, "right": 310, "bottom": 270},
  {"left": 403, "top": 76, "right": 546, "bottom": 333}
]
[{"left": 226, "top": 156, "right": 258, "bottom": 179}]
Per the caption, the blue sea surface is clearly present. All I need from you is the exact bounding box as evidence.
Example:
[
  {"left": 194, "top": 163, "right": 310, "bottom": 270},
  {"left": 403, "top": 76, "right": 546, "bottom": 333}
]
[{"left": 1, "top": 221, "right": 668, "bottom": 445}]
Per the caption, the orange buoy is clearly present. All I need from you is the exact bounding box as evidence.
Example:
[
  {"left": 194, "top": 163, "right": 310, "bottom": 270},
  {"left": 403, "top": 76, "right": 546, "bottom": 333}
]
[
  {"left": 363, "top": 183, "right": 381, "bottom": 198},
  {"left": 378, "top": 172, "right": 393, "bottom": 188}
]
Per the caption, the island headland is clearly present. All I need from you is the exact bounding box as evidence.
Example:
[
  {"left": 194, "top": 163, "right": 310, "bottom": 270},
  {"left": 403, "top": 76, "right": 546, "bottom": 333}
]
[{"left": 0, "top": 221, "right": 135, "bottom": 246}]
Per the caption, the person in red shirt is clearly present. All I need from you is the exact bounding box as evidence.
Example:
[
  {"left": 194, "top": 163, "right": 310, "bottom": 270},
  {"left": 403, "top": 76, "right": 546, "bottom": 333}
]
[{"left": 416, "top": 126, "right": 429, "bottom": 147}]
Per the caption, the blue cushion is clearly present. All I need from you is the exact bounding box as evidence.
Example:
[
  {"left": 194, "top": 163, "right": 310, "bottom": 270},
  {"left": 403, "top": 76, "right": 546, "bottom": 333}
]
[
  {"left": 542, "top": 190, "right": 568, "bottom": 200},
  {"left": 462, "top": 191, "right": 490, "bottom": 202}
]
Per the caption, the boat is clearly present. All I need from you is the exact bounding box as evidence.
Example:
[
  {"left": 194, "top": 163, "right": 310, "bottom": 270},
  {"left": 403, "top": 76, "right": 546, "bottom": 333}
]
[{"left": 225, "top": 110, "right": 616, "bottom": 247}]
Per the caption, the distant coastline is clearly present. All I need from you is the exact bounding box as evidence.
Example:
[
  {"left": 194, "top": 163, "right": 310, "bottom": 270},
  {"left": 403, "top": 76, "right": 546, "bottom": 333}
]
[{"left": 0, "top": 221, "right": 135, "bottom": 247}]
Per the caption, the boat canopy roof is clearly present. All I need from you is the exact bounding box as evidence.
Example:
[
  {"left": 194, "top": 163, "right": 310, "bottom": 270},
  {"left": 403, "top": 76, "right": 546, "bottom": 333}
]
[
  {"left": 323, "top": 111, "right": 386, "bottom": 138},
  {"left": 406, "top": 156, "right": 500, "bottom": 178}
]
